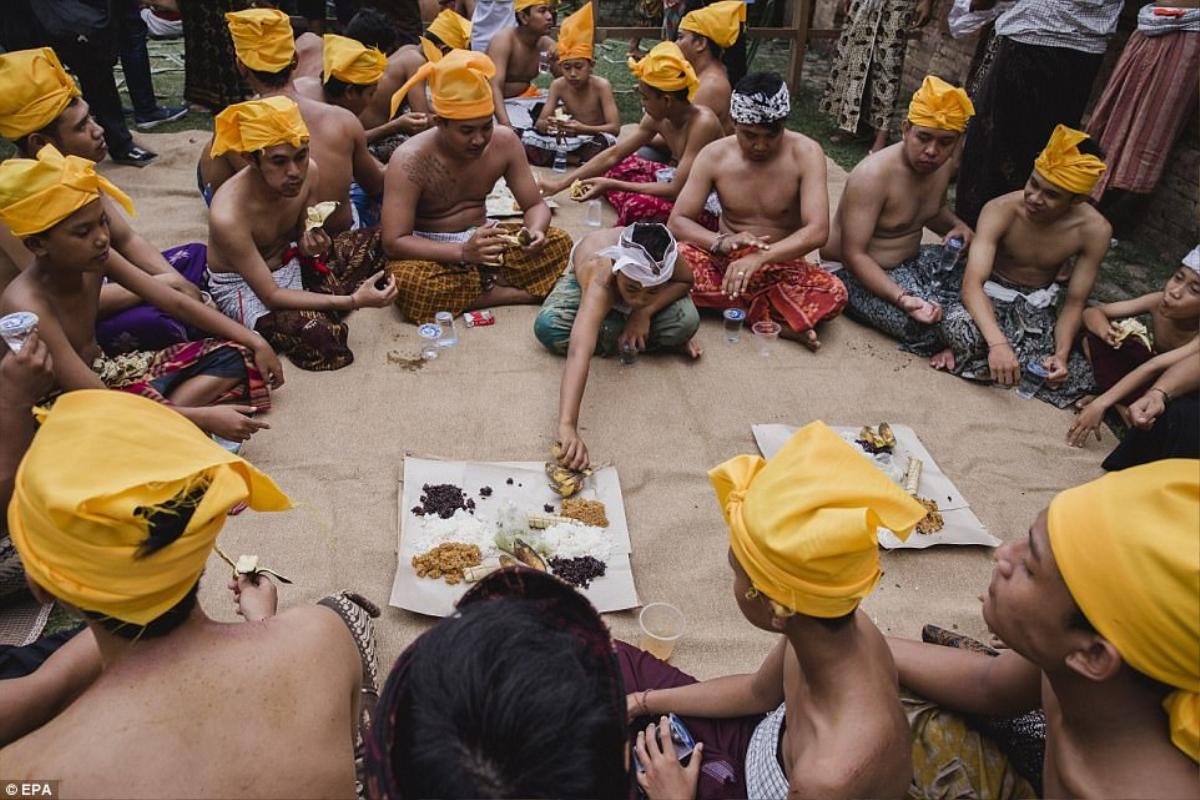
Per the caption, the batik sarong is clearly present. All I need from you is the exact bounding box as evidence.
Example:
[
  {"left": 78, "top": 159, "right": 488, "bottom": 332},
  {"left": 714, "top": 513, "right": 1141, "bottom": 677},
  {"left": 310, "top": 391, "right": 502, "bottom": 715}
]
[
  {"left": 522, "top": 130, "right": 617, "bottom": 168},
  {"left": 91, "top": 338, "right": 270, "bottom": 409},
  {"left": 96, "top": 243, "right": 209, "bottom": 356},
  {"left": 1082, "top": 329, "right": 1154, "bottom": 405},
  {"left": 684, "top": 244, "right": 848, "bottom": 334},
  {"left": 820, "top": 0, "right": 913, "bottom": 134},
  {"left": 937, "top": 275, "right": 1095, "bottom": 407},
  {"left": 386, "top": 224, "right": 571, "bottom": 324},
  {"left": 604, "top": 154, "right": 719, "bottom": 230}
]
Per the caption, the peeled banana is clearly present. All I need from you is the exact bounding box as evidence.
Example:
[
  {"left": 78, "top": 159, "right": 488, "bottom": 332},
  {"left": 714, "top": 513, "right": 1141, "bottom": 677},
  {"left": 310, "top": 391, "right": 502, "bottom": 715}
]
[{"left": 1111, "top": 318, "right": 1152, "bottom": 350}]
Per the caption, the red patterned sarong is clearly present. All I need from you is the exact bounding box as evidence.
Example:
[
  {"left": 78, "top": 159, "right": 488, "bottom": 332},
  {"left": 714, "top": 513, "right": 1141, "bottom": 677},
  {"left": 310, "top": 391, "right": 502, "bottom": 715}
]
[
  {"left": 603, "top": 154, "right": 718, "bottom": 230},
  {"left": 682, "top": 243, "right": 848, "bottom": 334},
  {"left": 94, "top": 339, "right": 271, "bottom": 410}
]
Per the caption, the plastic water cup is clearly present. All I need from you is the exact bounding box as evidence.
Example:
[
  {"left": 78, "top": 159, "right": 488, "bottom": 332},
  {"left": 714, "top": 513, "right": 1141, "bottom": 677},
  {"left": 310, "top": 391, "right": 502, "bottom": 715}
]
[
  {"left": 722, "top": 308, "right": 745, "bottom": 343},
  {"left": 752, "top": 320, "right": 781, "bottom": 357},
  {"left": 434, "top": 311, "right": 458, "bottom": 347},
  {"left": 638, "top": 603, "right": 685, "bottom": 661},
  {"left": 585, "top": 198, "right": 603, "bottom": 227},
  {"left": 418, "top": 323, "right": 442, "bottom": 360},
  {"left": 0, "top": 311, "right": 38, "bottom": 353},
  {"left": 1016, "top": 360, "right": 1049, "bottom": 399},
  {"left": 619, "top": 343, "right": 637, "bottom": 367}
]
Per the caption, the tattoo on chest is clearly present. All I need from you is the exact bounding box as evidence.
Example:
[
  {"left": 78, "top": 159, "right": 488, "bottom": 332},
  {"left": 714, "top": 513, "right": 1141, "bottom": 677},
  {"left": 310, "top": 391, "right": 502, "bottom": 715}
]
[{"left": 406, "top": 154, "right": 454, "bottom": 204}]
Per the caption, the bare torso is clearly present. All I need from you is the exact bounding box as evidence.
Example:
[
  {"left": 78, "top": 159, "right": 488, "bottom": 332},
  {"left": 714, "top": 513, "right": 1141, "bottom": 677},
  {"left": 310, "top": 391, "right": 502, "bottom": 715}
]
[
  {"left": 557, "top": 77, "right": 608, "bottom": 126},
  {"left": 363, "top": 46, "right": 427, "bottom": 129},
  {"left": 207, "top": 167, "right": 313, "bottom": 274},
  {"left": 1150, "top": 301, "right": 1197, "bottom": 352},
  {"left": 288, "top": 94, "right": 360, "bottom": 234},
  {"left": 693, "top": 63, "right": 732, "bottom": 134},
  {"left": 491, "top": 28, "right": 554, "bottom": 96},
  {"left": 710, "top": 133, "right": 820, "bottom": 243},
  {"left": 392, "top": 127, "right": 514, "bottom": 232},
  {"left": 1, "top": 266, "right": 104, "bottom": 365},
  {"left": 988, "top": 192, "right": 1107, "bottom": 289}
]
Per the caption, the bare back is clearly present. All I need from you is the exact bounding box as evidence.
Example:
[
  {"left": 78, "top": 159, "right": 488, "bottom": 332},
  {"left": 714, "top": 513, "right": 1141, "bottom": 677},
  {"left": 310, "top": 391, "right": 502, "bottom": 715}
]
[
  {"left": 292, "top": 95, "right": 362, "bottom": 234},
  {"left": 709, "top": 133, "right": 824, "bottom": 242},
  {"left": 363, "top": 46, "right": 428, "bottom": 129},
  {"left": 692, "top": 64, "right": 732, "bottom": 134}
]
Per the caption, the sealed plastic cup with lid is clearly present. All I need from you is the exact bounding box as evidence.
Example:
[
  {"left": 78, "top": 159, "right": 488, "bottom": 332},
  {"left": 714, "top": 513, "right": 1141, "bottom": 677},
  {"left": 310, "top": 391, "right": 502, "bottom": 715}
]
[
  {"left": 722, "top": 308, "right": 745, "bottom": 343},
  {"left": 418, "top": 323, "right": 442, "bottom": 360},
  {"left": 0, "top": 312, "right": 38, "bottom": 353}
]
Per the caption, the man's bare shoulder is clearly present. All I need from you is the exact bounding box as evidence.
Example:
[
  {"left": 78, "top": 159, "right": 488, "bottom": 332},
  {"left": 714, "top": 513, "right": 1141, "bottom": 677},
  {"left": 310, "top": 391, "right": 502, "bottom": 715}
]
[
  {"left": 487, "top": 26, "right": 517, "bottom": 52},
  {"left": 845, "top": 146, "right": 895, "bottom": 186},
  {"left": 208, "top": 173, "right": 253, "bottom": 229},
  {"left": 690, "top": 105, "right": 725, "bottom": 140},
  {"left": 701, "top": 135, "right": 739, "bottom": 163},
  {"left": 588, "top": 74, "right": 614, "bottom": 94},
  {"left": 1073, "top": 202, "right": 1113, "bottom": 241},
  {"left": 389, "top": 130, "right": 436, "bottom": 169},
  {"left": 293, "top": 75, "right": 324, "bottom": 101},
  {"left": 979, "top": 191, "right": 1023, "bottom": 226},
  {"left": 784, "top": 130, "right": 825, "bottom": 162}
]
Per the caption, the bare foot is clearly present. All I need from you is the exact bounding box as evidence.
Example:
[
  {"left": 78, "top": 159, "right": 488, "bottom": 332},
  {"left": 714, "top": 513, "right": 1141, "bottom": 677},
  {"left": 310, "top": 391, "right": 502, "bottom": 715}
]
[
  {"left": 929, "top": 348, "right": 956, "bottom": 371},
  {"left": 1075, "top": 394, "right": 1096, "bottom": 410},
  {"left": 779, "top": 328, "right": 820, "bottom": 351},
  {"left": 684, "top": 339, "right": 703, "bottom": 359}
]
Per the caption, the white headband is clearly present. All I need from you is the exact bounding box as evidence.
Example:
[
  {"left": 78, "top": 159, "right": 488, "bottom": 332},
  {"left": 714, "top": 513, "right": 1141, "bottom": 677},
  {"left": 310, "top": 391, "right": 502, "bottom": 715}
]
[
  {"left": 597, "top": 224, "right": 678, "bottom": 288},
  {"left": 1183, "top": 245, "right": 1199, "bottom": 275},
  {"left": 730, "top": 82, "right": 790, "bottom": 126}
]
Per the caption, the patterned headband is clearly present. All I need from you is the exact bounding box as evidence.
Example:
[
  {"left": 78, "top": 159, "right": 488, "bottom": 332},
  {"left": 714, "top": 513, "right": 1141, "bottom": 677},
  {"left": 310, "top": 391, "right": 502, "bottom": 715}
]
[{"left": 730, "top": 82, "right": 790, "bottom": 125}]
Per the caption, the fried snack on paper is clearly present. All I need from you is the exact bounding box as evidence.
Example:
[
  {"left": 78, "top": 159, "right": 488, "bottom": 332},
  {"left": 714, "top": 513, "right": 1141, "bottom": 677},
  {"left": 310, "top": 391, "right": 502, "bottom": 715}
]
[
  {"left": 561, "top": 498, "right": 608, "bottom": 528},
  {"left": 304, "top": 201, "right": 340, "bottom": 232},
  {"left": 412, "top": 542, "right": 482, "bottom": 585},
  {"left": 1111, "top": 318, "right": 1152, "bottom": 350},
  {"left": 569, "top": 180, "right": 589, "bottom": 200},
  {"left": 856, "top": 423, "right": 897, "bottom": 454},
  {"left": 914, "top": 497, "right": 944, "bottom": 535}
]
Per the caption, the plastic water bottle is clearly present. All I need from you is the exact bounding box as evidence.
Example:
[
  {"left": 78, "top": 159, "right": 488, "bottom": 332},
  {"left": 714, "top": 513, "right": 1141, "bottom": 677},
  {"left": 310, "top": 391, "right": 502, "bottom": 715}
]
[
  {"left": 434, "top": 310, "right": 458, "bottom": 347},
  {"left": 553, "top": 146, "right": 567, "bottom": 173},
  {"left": 932, "top": 236, "right": 964, "bottom": 293}
]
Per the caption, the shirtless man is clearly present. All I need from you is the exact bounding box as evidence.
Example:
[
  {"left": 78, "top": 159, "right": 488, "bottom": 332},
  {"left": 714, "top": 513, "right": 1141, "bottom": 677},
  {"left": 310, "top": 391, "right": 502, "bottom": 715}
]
[
  {"left": 821, "top": 75, "right": 975, "bottom": 354},
  {"left": 0, "top": 391, "right": 375, "bottom": 800},
  {"left": 540, "top": 42, "right": 724, "bottom": 230},
  {"left": 381, "top": 49, "right": 571, "bottom": 324},
  {"left": 890, "top": 462, "right": 1199, "bottom": 799},
  {"left": 293, "top": 34, "right": 387, "bottom": 116},
  {"left": 207, "top": 97, "right": 397, "bottom": 372},
  {"left": 623, "top": 422, "right": 925, "bottom": 800},
  {"left": 487, "top": 0, "right": 556, "bottom": 128},
  {"left": 670, "top": 72, "right": 846, "bottom": 350},
  {"left": 936, "top": 125, "right": 1110, "bottom": 407},
  {"left": 676, "top": 0, "right": 747, "bottom": 134},
  {"left": 201, "top": 8, "right": 384, "bottom": 236}
]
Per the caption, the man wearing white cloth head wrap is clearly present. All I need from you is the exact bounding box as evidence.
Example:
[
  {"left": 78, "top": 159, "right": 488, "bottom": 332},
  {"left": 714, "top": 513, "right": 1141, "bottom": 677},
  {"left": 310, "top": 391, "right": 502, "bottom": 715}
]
[
  {"left": 729, "top": 81, "right": 791, "bottom": 127},
  {"left": 535, "top": 222, "right": 701, "bottom": 470}
]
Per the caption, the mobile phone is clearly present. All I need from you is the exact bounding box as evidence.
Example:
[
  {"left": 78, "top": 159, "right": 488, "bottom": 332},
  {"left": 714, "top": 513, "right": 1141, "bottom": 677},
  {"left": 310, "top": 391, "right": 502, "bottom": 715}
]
[{"left": 634, "top": 713, "right": 696, "bottom": 773}]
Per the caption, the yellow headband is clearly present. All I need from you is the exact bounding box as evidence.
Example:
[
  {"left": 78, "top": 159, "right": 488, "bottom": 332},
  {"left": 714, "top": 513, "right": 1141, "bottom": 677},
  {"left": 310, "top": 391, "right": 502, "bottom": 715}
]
[
  {"left": 225, "top": 8, "right": 296, "bottom": 73},
  {"left": 709, "top": 422, "right": 926, "bottom": 618},
  {"left": 8, "top": 391, "right": 292, "bottom": 626},
  {"left": 211, "top": 96, "right": 310, "bottom": 158},
  {"left": 0, "top": 48, "right": 81, "bottom": 141},
  {"left": 1047, "top": 460, "right": 1199, "bottom": 762},
  {"left": 906, "top": 74, "right": 974, "bottom": 133},
  {"left": 0, "top": 145, "right": 134, "bottom": 238},
  {"left": 629, "top": 41, "right": 699, "bottom": 102},
  {"left": 391, "top": 49, "right": 495, "bottom": 121},
  {"left": 557, "top": 2, "right": 594, "bottom": 61},
  {"left": 679, "top": 0, "right": 746, "bottom": 50},
  {"left": 1033, "top": 124, "right": 1106, "bottom": 195},
  {"left": 424, "top": 9, "right": 473, "bottom": 52},
  {"left": 322, "top": 33, "right": 386, "bottom": 85},
  {"left": 515, "top": 0, "right": 547, "bottom": 12}
]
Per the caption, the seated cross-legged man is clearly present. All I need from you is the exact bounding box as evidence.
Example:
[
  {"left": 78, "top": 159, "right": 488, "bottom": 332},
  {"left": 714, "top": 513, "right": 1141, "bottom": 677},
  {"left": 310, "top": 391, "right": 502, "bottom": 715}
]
[
  {"left": 676, "top": 0, "right": 746, "bottom": 134},
  {"left": 619, "top": 422, "right": 924, "bottom": 800},
  {"left": 0, "top": 47, "right": 210, "bottom": 355},
  {"left": 525, "top": 3, "right": 621, "bottom": 168},
  {"left": 207, "top": 97, "right": 398, "bottom": 372},
  {"left": 536, "top": 223, "right": 700, "bottom": 471},
  {"left": 540, "top": 42, "right": 725, "bottom": 230},
  {"left": 0, "top": 390, "right": 380, "bottom": 799},
  {"left": 669, "top": 72, "right": 847, "bottom": 351},
  {"left": 936, "top": 125, "right": 1110, "bottom": 407},
  {"left": 821, "top": 76, "right": 976, "bottom": 354},
  {"left": 487, "top": 0, "right": 557, "bottom": 130},
  {"left": 382, "top": 50, "right": 571, "bottom": 324},
  {"left": 890, "top": 461, "right": 1199, "bottom": 799},
  {"left": 0, "top": 146, "right": 284, "bottom": 444}
]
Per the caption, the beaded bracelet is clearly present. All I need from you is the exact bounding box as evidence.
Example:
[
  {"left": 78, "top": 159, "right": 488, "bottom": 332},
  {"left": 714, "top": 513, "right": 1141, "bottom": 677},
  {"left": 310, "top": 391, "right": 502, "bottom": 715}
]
[{"left": 1150, "top": 386, "right": 1172, "bottom": 404}]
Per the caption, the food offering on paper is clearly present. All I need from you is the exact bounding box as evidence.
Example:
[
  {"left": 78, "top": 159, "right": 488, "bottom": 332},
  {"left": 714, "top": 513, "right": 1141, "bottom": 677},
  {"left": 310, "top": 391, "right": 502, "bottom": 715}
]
[
  {"left": 855, "top": 423, "right": 896, "bottom": 454},
  {"left": 410, "top": 483, "right": 476, "bottom": 518},
  {"left": 902, "top": 457, "right": 944, "bottom": 535},
  {"left": 1111, "top": 318, "right": 1152, "bottom": 350},
  {"left": 548, "top": 556, "right": 606, "bottom": 588},
  {"left": 304, "top": 201, "right": 339, "bottom": 231},
  {"left": 412, "top": 542, "right": 482, "bottom": 585},
  {"left": 547, "top": 442, "right": 596, "bottom": 498},
  {"left": 561, "top": 498, "right": 608, "bottom": 527}
]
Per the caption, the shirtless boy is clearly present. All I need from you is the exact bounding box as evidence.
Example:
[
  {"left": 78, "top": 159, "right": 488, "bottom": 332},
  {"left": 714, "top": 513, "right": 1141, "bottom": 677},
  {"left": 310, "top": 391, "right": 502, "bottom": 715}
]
[
  {"left": 670, "top": 72, "right": 847, "bottom": 350},
  {"left": 201, "top": 8, "right": 384, "bottom": 236},
  {"left": 891, "top": 462, "right": 1199, "bottom": 799},
  {"left": 540, "top": 42, "right": 724, "bottom": 230},
  {"left": 676, "top": 0, "right": 746, "bottom": 134},
  {"left": 293, "top": 34, "right": 387, "bottom": 118},
  {"left": 0, "top": 146, "right": 284, "bottom": 443},
  {"left": 487, "top": 0, "right": 556, "bottom": 129},
  {"left": 0, "top": 391, "right": 376, "bottom": 800},
  {"left": 937, "top": 125, "right": 1110, "bottom": 407},
  {"left": 207, "top": 97, "right": 397, "bottom": 372},
  {"left": 526, "top": 3, "right": 620, "bottom": 167},
  {"left": 0, "top": 47, "right": 209, "bottom": 354},
  {"left": 622, "top": 422, "right": 925, "bottom": 800},
  {"left": 536, "top": 223, "right": 699, "bottom": 471},
  {"left": 381, "top": 50, "right": 571, "bottom": 324},
  {"left": 822, "top": 75, "right": 975, "bottom": 354}
]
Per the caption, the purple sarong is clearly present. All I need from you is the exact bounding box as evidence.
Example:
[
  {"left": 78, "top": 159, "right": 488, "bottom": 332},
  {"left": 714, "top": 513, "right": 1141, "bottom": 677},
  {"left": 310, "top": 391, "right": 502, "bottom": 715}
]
[{"left": 96, "top": 243, "right": 209, "bottom": 355}]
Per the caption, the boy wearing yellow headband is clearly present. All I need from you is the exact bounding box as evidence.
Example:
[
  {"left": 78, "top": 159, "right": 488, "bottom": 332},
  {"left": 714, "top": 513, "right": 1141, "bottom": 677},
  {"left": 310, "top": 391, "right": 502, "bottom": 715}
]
[
  {"left": 486, "top": 0, "right": 557, "bottom": 128},
  {"left": 932, "top": 125, "right": 1110, "bottom": 408},
  {"left": 675, "top": 0, "right": 748, "bottom": 134},
  {"left": 540, "top": 42, "right": 725, "bottom": 231},
  {"left": 890, "top": 461, "right": 1199, "bottom": 798},
  {"left": 295, "top": 34, "right": 388, "bottom": 119}
]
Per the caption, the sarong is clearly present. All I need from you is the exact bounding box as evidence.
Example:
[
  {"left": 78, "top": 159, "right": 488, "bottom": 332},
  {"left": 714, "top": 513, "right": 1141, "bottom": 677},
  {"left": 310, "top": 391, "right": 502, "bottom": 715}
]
[
  {"left": 836, "top": 244, "right": 960, "bottom": 353},
  {"left": 936, "top": 275, "right": 1095, "bottom": 407},
  {"left": 820, "top": 0, "right": 913, "bottom": 134},
  {"left": 522, "top": 130, "right": 617, "bottom": 168},
  {"left": 533, "top": 272, "right": 699, "bottom": 356},
  {"left": 955, "top": 37, "right": 1105, "bottom": 227},
  {"left": 1082, "top": 329, "right": 1154, "bottom": 405},
  {"left": 504, "top": 94, "right": 546, "bottom": 132},
  {"left": 177, "top": 0, "right": 248, "bottom": 111},
  {"left": 618, "top": 640, "right": 762, "bottom": 800},
  {"left": 684, "top": 244, "right": 848, "bottom": 334},
  {"left": 604, "top": 154, "right": 719, "bottom": 230},
  {"left": 97, "top": 243, "right": 209, "bottom": 355},
  {"left": 209, "top": 229, "right": 387, "bottom": 371},
  {"left": 386, "top": 224, "right": 572, "bottom": 324},
  {"left": 91, "top": 338, "right": 270, "bottom": 409},
  {"left": 350, "top": 180, "right": 380, "bottom": 229},
  {"left": 1103, "top": 391, "right": 1200, "bottom": 471}
]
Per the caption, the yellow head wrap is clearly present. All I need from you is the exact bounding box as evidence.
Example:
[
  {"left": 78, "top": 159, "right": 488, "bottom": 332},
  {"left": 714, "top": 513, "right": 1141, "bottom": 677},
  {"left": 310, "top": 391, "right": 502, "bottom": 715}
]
[
  {"left": 679, "top": 0, "right": 746, "bottom": 50},
  {"left": 8, "top": 390, "right": 292, "bottom": 627},
  {"left": 515, "top": 0, "right": 548, "bottom": 13},
  {"left": 0, "top": 145, "right": 134, "bottom": 238},
  {"left": 1033, "top": 124, "right": 1106, "bottom": 195},
  {"left": 629, "top": 41, "right": 699, "bottom": 102},
  {"left": 1047, "top": 459, "right": 1200, "bottom": 762},
  {"left": 557, "top": 2, "right": 594, "bottom": 61},
  {"left": 322, "top": 33, "right": 386, "bottom": 85},
  {"left": 906, "top": 74, "right": 974, "bottom": 133},
  {"left": 211, "top": 96, "right": 310, "bottom": 158},
  {"left": 225, "top": 8, "right": 296, "bottom": 73},
  {"left": 709, "top": 422, "right": 926, "bottom": 618},
  {"left": 0, "top": 48, "right": 81, "bottom": 141},
  {"left": 391, "top": 49, "right": 496, "bottom": 121},
  {"left": 422, "top": 9, "right": 473, "bottom": 61}
]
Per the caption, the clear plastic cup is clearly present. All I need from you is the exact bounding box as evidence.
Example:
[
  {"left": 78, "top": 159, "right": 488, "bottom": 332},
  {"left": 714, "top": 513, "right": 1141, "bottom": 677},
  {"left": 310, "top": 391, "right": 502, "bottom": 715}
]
[
  {"left": 0, "top": 312, "right": 38, "bottom": 353},
  {"left": 434, "top": 311, "right": 458, "bottom": 347},
  {"left": 585, "top": 198, "right": 603, "bottom": 227},
  {"left": 619, "top": 343, "right": 637, "bottom": 367},
  {"left": 1016, "top": 360, "right": 1049, "bottom": 399},
  {"left": 638, "top": 602, "right": 685, "bottom": 661},
  {"left": 752, "top": 320, "right": 781, "bottom": 357},
  {"left": 418, "top": 323, "right": 442, "bottom": 360},
  {"left": 722, "top": 308, "right": 745, "bottom": 343}
]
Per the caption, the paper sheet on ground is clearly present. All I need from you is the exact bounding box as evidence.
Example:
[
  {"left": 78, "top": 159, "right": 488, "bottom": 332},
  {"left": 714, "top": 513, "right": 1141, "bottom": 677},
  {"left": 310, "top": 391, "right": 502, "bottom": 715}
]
[
  {"left": 485, "top": 176, "right": 558, "bottom": 217},
  {"left": 751, "top": 424, "right": 1000, "bottom": 550},
  {"left": 390, "top": 457, "right": 639, "bottom": 616}
]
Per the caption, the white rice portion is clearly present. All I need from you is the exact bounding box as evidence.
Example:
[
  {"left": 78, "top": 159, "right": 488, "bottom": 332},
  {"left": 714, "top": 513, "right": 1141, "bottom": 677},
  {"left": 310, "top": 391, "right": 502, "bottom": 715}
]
[
  {"left": 537, "top": 522, "right": 616, "bottom": 562},
  {"left": 407, "top": 510, "right": 500, "bottom": 559}
]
